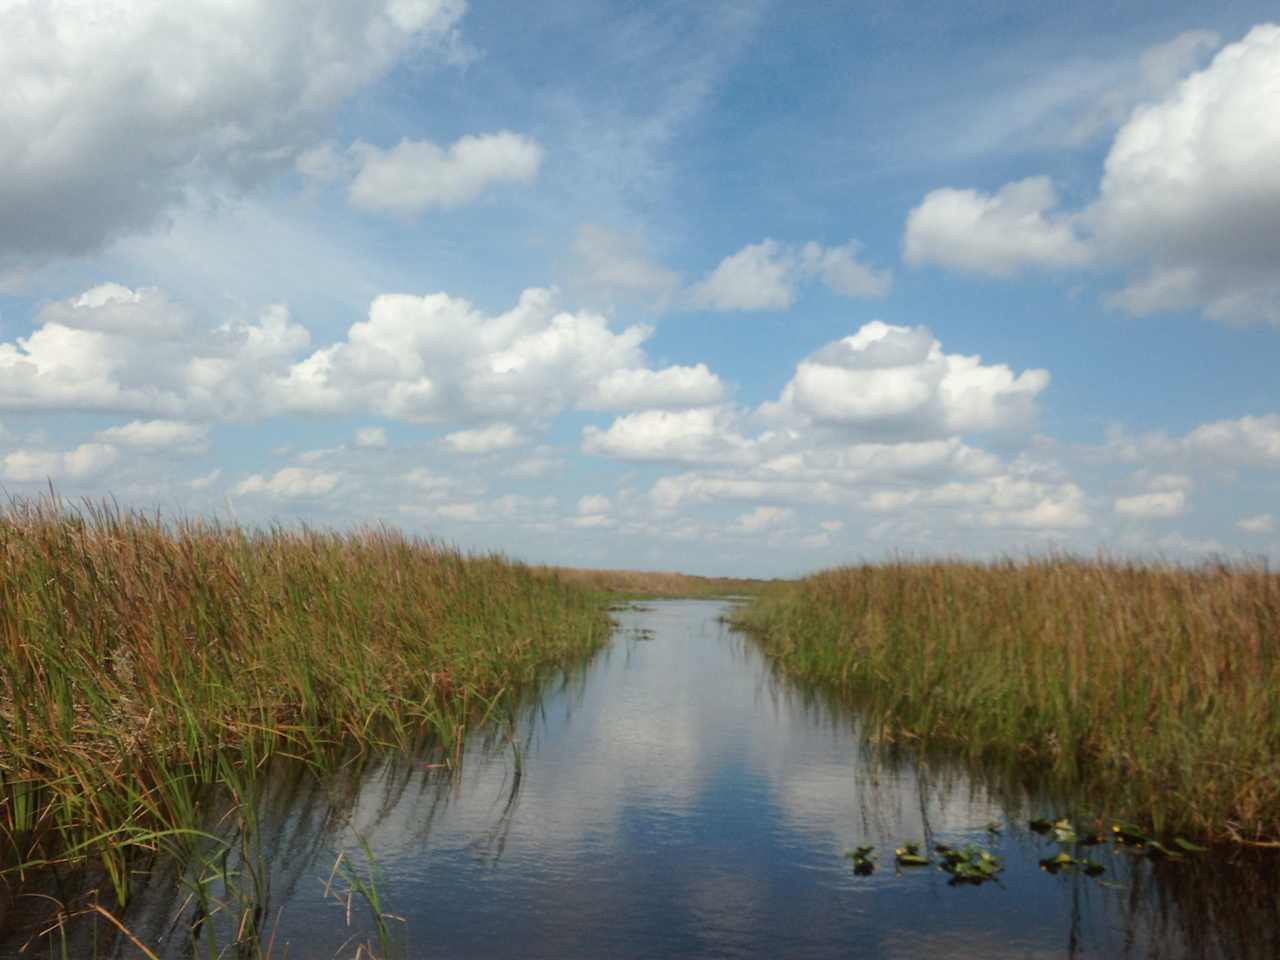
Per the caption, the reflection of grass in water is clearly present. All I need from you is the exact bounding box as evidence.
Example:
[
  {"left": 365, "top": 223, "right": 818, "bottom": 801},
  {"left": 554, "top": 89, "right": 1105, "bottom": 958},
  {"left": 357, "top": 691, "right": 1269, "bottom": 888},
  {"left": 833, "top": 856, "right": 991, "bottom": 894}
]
[
  {"left": 0, "top": 495, "right": 610, "bottom": 955},
  {"left": 734, "top": 557, "right": 1280, "bottom": 841}
]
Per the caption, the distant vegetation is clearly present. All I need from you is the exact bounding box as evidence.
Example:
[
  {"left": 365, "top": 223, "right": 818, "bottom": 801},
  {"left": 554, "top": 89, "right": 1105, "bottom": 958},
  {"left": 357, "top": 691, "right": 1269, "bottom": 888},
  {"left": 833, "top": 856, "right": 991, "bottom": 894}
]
[
  {"left": 734, "top": 557, "right": 1280, "bottom": 841},
  {"left": 543, "top": 565, "right": 770, "bottom": 598},
  {"left": 0, "top": 497, "right": 609, "bottom": 949}
]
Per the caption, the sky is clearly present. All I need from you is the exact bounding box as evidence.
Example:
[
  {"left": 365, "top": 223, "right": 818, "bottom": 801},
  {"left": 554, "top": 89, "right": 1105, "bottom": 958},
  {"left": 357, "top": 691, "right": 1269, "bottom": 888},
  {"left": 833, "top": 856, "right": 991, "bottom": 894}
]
[{"left": 1, "top": 0, "right": 1278, "bottom": 576}]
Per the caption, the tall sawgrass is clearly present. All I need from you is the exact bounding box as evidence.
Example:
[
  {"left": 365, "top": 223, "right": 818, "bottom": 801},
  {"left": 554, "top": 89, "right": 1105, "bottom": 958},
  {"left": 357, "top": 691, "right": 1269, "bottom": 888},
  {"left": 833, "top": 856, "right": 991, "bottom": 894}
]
[
  {"left": 0, "top": 496, "right": 608, "bottom": 948},
  {"left": 734, "top": 557, "right": 1280, "bottom": 840},
  {"left": 543, "top": 565, "right": 768, "bottom": 598}
]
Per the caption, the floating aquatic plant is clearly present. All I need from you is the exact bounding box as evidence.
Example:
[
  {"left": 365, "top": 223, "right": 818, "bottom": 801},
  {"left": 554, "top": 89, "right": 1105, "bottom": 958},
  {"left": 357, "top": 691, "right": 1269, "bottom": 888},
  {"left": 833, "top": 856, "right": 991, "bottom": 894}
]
[
  {"left": 935, "top": 843, "right": 1004, "bottom": 885},
  {"left": 844, "top": 845, "right": 877, "bottom": 875},
  {"left": 894, "top": 842, "right": 929, "bottom": 867}
]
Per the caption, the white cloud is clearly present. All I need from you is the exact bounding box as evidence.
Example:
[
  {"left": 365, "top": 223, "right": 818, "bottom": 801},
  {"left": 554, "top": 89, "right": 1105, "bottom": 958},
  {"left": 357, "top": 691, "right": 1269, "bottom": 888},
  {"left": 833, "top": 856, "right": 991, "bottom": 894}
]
[
  {"left": 731, "top": 505, "right": 794, "bottom": 534},
  {"left": 1, "top": 283, "right": 714, "bottom": 431},
  {"left": 1066, "top": 30, "right": 1223, "bottom": 145},
  {"left": 347, "top": 132, "right": 544, "bottom": 217},
  {"left": 910, "top": 25, "right": 1280, "bottom": 325},
  {"left": 1091, "top": 24, "right": 1280, "bottom": 323},
  {"left": 443, "top": 423, "right": 524, "bottom": 454},
  {"left": 904, "top": 177, "right": 1089, "bottom": 276},
  {"left": 1114, "top": 490, "right": 1187, "bottom": 518},
  {"left": 189, "top": 468, "right": 222, "bottom": 491},
  {"left": 581, "top": 365, "right": 724, "bottom": 411},
  {"left": 1, "top": 443, "right": 119, "bottom": 484},
  {"left": 1237, "top": 513, "right": 1274, "bottom": 533},
  {"left": 275, "top": 287, "right": 710, "bottom": 425},
  {"left": 799, "top": 241, "right": 892, "bottom": 298},
  {"left": 436, "top": 501, "right": 484, "bottom": 522},
  {"left": 582, "top": 407, "right": 757, "bottom": 465},
  {"left": 577, "top": 494, "right": 612, "bottom": 515},
  {"left": 0, "top": 0, "right": 467, "bottom": 266},
  {"left": 771, "top": 321, "right": 1048, "bottom": 436},
  {"left": 1109, "top": 414, "right": 1280, "bottom": 466},
  {"left": 507, "top": 449, "right": 564, "bottom": 478},
  {"left": 95, "top": 419, "right": 209, "bottom": 454},
  {"left": 232, "top": 467, "right": 340, "bottom": 500},
  {"left": 689, "top": 239, "right": 795, "bottom": 311},
  {"left": 354, "top": 426, "right": 389, "bottom": 449},
  {"left": 0, "top": 284, "right": 310, "bottom": 418},
  {"left": 689, "top": 238, "right": 889, "bottom": 311}
]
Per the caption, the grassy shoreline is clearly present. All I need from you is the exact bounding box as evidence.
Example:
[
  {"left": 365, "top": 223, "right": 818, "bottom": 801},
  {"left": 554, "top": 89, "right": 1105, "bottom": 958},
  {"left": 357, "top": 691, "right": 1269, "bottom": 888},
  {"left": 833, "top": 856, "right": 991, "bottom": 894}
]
[
  {"left": 733, "top": 557, "right": 1280, "bottom": 842},
  {"left": 0, "top": 499, "right": 611, "bottom": 944}
]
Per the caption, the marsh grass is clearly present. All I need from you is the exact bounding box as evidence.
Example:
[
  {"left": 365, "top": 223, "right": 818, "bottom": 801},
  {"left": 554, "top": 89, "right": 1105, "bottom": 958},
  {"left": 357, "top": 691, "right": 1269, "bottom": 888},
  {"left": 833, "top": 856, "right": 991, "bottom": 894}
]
[
  {"left": 734, "top": 557, "right": 1280, "bottom": 840},
  {"left": 543, "top": 566, "right": 768, "bottom": 599},
  {"left": 0, "top": 496, "right": 608, "bottom": 951}
]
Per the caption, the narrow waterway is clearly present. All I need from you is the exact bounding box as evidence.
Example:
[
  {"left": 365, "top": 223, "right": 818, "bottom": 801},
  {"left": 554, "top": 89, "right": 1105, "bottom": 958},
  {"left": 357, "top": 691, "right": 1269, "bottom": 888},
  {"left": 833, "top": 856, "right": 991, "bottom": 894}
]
[{"left": 22, "top": 600, "right": 1280, "bottom": 958}]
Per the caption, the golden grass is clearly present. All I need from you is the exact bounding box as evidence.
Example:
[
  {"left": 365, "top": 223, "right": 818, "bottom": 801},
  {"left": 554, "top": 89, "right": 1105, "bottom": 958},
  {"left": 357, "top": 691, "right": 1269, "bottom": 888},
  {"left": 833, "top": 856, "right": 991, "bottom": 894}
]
[
  {"left": 734, "top": 557, "right": 1280, "bottom": 840},
  {"left": 0, "top": 496, "right": 609, "bottom": 944},
  {"left": 541, "top": 565, "right": 769, "bottom": 598}
]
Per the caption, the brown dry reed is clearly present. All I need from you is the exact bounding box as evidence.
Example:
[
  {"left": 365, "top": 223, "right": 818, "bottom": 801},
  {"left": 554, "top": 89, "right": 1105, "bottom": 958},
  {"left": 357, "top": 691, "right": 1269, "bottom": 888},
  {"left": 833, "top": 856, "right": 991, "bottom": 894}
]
[
  {"left": 735, "top": 557, "right": 1280, "bottom": 841},
  {"left": 0, "top": 496, "right": 608, "bottom": 935},
  {"left": 543, "top": 566, "right": 767, "bottom": 598}
]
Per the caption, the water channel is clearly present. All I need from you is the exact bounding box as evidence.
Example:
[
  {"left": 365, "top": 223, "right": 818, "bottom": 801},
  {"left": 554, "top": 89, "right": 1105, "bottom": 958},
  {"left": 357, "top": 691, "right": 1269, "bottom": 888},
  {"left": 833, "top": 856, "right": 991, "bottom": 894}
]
[{"left": 14, "top": 599, "right": 1280, "bottom": 958}]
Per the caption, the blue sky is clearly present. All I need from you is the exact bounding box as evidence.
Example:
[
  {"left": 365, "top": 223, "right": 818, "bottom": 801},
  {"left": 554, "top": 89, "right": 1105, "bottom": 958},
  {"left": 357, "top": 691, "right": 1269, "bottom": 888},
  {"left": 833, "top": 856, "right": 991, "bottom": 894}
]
[{"left": 1, "top": 0, "right": 1278, "bottom": 575}]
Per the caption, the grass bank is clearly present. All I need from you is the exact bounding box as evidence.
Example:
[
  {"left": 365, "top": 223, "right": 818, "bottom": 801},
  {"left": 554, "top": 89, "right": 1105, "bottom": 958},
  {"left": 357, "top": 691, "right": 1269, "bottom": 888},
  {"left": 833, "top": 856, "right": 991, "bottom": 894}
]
[
  {"left": 544, "top": 565, "right": 769, "bottom": 598},
  {"left": 0, "top": 498, "right": 609, "bottom": 946},
  {"left": 734, "top": 558, "right": 1280, "bottom": 841}
]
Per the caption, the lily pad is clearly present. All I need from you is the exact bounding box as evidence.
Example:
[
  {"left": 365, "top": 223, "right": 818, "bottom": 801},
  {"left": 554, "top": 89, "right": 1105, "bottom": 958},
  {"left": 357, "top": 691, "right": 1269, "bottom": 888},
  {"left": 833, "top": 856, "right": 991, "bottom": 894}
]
[{"left": 895, "top": 842, "right": 929, "bottom": 867}]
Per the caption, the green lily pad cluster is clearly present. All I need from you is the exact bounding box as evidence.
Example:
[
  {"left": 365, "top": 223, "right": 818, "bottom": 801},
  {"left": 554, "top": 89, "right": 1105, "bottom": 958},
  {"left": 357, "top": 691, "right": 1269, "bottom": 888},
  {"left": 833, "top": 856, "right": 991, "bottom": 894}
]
[
  {"left": 1029, "top": 816, "right": 1209, "bottom": 873},
  {"left": 846, "top": 845, "right": 877, "bottom": 875},
  {"left": 844, "top": 838, "right": 1004, "bottom": 885},
  {"left": 1038, "top": 850, "right": 1106, "bottom": 876},
  {"left": 935, "top": 843, "right": 1005, "bottom": 885},
  {"left": 894, "top": 841, "right": 930, "bottom": 867}
]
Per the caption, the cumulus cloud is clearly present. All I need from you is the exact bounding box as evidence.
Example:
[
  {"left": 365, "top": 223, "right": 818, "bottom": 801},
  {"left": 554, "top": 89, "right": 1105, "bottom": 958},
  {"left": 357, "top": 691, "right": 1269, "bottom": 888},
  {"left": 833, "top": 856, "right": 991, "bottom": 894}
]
[
  {"left": 1238, "top": 513, "right": 1275, "bottom": 533},
  {"left": 577, "top": 494, "right": 612, "bottom": 515},
  {"left": 0, "top": 284, "right": 310, "bottom": 418},
  {"left": 232, "top": 467, "right": 340, "bottom": 500},
  {"left": 275, "top": 286, "right": 722, "bottom": 424},
  {"left": 770, "top": 320, "right": 1049, "bottom": 436},
  {"left": 443, "top": 423, "right": 524, "bottom": 454},
  {"left": 1114, "top": 490, "right": 1188, "bottom": 518},
  {"left": 572, "top": 494, "right": 614, "bottom": 529},
  {"left": 189, "top": 468, "right": 222, "bottom": 491},
  {"left": 689, "top": 239, "right": 890, "bottom": 311},
  {"left": 799, "top": 241, "right": 893, "bottom": 298},
  {"left": 731, "top": 505, "right": 794, "bottom": 534},
  {"left": 581, "top": 365, "right": 724, "bottom": 411},
  {"left": 0, "top": 0, "right": 468, "bottom": 266},
  {"left": 904, "top": 177, "right": 1089, "bottom": 276},
  {"left": 1107, "top": 414, "right": 1280, "bottom": 466},
  {"left": 0, "top": 283, "right": 718, "bottom": 428},
  {"left": 582, "top": 407, "right": 757, "bottom": 465},
  {"left": 908, "top": 24, "right": 1280, "bottom": 324},
  {"left": 1091, "top": 24, "right": 1280, "bottom": 323},
  {"left": 689, "top": 240, "right": 796, "bottom": 311},
  {"left": 94, "top": 419, "right": 209, "bottom": 454},
  {"left": 347, "top": 132, "right": 544, "bottom": 217},
  {"left": 1, "top": 443, "right": 119, "bottom": 484},
  {"left": 354, "top": 426, "right": 389, "bottom": 449}
]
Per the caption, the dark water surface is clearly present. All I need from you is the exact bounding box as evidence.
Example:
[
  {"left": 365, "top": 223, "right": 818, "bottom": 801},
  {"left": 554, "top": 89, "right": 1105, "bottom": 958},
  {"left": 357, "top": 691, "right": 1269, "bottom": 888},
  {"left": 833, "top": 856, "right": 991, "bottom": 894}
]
[{"left": 15, "top": 600, "right": 1280, "bottom": 957}]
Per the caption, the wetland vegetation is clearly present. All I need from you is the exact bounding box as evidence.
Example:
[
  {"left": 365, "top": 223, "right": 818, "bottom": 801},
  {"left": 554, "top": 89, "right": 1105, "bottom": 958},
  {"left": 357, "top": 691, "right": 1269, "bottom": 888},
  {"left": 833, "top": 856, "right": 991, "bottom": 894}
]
[
  {"left": 3, "top": 497, "right": 1278, "bottom": 956},
  {"left": 734, "top": 557, "right": 1280, "bottom": 842},
  {"left": 0, "top": 497, "right": 611, "bottom": 953}
]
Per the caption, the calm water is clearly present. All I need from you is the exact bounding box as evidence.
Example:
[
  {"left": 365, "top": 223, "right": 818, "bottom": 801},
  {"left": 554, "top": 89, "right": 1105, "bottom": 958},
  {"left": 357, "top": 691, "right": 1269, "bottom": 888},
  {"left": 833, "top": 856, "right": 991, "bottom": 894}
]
[{"left": 12, "top": 600, "right": 1280, "bottom": 957}]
